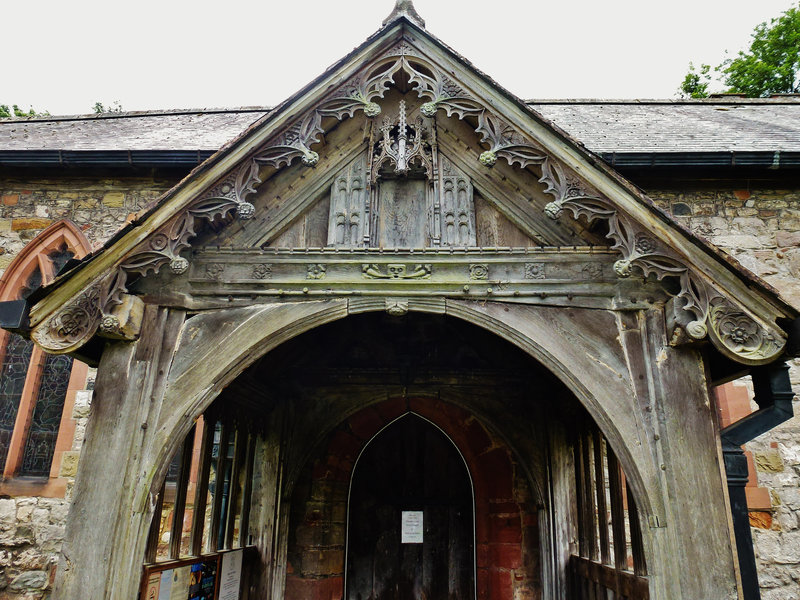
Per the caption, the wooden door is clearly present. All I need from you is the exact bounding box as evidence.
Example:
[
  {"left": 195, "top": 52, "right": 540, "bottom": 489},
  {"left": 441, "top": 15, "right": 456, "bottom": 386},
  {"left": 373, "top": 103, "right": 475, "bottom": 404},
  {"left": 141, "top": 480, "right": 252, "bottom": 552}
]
[{"left": 345, "top": 414, "right": 474, "bottom": 600}]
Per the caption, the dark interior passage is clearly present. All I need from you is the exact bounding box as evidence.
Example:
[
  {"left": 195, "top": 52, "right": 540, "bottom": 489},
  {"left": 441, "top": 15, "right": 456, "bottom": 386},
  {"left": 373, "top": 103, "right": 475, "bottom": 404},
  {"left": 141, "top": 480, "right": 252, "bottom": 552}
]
[{"left": 346, "top": 414, "right": 474, "bottom": 600}]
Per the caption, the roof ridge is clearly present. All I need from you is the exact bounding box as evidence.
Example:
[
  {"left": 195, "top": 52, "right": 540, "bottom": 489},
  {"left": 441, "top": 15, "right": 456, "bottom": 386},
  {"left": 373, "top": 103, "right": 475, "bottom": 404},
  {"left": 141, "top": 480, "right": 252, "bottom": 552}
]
[
  {"left": 0, "top": 106, "right": 273, "bottom": 124},
  {"left": 525, "top": 98, "right": 800, "bottom": 105}
]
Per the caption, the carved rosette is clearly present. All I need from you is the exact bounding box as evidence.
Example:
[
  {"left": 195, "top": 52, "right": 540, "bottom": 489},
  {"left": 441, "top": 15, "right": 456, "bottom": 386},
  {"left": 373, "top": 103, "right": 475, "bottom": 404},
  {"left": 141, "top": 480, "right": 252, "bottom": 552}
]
[
  {"left": 707, "top": 298, "right": 785, "bottom": 365},
  {"left": 469, "top": 264, "right": 489, "bottom": 280}
]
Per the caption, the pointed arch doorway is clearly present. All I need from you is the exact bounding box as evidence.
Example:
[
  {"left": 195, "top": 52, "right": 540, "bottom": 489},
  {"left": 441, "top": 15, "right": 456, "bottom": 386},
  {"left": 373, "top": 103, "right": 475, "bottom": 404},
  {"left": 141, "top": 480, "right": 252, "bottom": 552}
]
[{"left": 345, "top": 413, "right": 475, "bottom": 600}]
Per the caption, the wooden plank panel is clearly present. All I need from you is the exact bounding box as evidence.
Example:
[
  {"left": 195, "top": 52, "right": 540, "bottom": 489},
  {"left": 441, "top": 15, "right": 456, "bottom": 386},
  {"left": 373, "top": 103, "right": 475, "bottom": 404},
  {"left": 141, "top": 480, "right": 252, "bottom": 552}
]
[{"left": 474, "top": 194, "right": 536, "bottom": 247}]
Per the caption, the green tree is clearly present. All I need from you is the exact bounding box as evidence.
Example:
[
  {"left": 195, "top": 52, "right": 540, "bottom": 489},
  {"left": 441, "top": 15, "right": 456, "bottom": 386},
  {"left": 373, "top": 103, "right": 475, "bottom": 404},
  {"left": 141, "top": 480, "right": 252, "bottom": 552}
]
[
  {"left": 679, "top": 62, "right": 713, "bottom": 98},
  {"left": 679, "top": 3, "right": 800, "bottom": 98},
  {"left": 0, "top": 104, "right": 48, "bottom": 118},
  {"left": 722, "top": 4, "right": 800, "bottom": 96},
  {"left": 93, "top": 101, "right": 124, "bottom": 114}
]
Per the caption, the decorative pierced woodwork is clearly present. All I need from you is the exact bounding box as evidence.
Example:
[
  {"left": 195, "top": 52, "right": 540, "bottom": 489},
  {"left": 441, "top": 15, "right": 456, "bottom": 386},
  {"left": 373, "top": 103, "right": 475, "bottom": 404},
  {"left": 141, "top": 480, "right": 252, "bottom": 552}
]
[{"left": 28, "top": 30, "right": 793, "bottom": 368}]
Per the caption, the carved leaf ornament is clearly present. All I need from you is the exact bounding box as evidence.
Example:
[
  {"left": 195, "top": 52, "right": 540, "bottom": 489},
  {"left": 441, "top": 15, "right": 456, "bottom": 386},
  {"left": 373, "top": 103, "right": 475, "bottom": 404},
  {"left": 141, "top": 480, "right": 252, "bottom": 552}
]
[
  {"left": 539, "top": 159, "right": 786, "bottom": 364},
  {"left": 31, "top": 41, "right": 787, "bottom": 364}
]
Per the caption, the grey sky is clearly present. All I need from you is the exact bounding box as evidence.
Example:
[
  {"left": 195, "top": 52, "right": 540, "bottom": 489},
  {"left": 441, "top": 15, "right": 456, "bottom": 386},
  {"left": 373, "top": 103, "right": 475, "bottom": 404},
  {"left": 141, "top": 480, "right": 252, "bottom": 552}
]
[{"left": 2, "top": 0, "right": 797, "bottom": 116}]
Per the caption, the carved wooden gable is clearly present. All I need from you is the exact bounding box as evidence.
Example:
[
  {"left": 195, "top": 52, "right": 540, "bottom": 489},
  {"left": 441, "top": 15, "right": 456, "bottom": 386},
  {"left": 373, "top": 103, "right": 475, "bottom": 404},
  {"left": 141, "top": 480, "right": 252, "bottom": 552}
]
[
  {"left": 26, "top": 16, "right": 798, "bottom": 368},
  {"left": 203, "top": 84, "right": 585, "bottom": 252}
]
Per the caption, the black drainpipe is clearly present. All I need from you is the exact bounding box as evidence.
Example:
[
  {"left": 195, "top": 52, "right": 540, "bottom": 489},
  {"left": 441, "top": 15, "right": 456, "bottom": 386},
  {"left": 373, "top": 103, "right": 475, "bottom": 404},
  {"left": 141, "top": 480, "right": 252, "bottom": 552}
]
[{"left": 720, "top": 362, "right": 795, "bottom": 600}]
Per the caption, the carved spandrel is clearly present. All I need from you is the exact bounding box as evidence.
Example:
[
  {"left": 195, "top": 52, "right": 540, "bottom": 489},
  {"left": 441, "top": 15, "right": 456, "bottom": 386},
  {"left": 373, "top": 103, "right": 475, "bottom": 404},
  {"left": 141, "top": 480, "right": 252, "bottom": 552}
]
[{"left": 328, "top": 154, "right": 369, "bottom": 247}]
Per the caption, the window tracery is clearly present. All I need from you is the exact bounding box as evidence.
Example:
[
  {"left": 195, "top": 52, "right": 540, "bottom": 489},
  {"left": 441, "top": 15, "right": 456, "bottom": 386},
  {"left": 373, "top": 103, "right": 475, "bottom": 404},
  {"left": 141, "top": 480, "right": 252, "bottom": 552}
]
[{"left": 0, "top": 220, "right": 91, "bottom": 489}]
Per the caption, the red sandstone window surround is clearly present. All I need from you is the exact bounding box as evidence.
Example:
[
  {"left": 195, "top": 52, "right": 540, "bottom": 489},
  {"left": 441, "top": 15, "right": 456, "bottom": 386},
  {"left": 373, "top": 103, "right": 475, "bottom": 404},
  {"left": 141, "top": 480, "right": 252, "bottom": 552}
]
[{"left": 0, "top": 220, "right": 92, "bottom": 497}]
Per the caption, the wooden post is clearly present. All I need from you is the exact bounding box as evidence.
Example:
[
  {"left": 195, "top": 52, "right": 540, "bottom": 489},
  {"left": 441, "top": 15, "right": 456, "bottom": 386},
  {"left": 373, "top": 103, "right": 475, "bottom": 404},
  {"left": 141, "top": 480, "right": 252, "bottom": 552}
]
[
  {"left": 190, "top": 418, "right": 215, "bottom": 556},
  {"left": 169, "top": 425, "right": 196, "bottom": 559},
  {"left": 144, "top": 482, "right": 165, "bottom": 564},
  {"left": 592, "top": 429, "right": 610, "bottom": 566},
  {"left": 208, "top": 421, "right": 230, "bottom": 552},
  {"left": 225, "top": 429, "right": 246, "bottom": 549},
  {"left": 52, "top": 307, "right": 187, "bottom": 600},
  {"left": 607, "top": 447, "right": 628, "bottom": 572},
  {"left": 239, "top": 432, "right": 256, "bottom": 547}
]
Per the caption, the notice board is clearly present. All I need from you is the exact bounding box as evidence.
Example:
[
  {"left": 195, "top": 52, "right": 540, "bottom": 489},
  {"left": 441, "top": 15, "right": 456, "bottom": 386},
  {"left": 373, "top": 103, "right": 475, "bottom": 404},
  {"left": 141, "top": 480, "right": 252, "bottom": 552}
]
[{"left": 140, "top": 549, "right": 247, "bottom": 600}]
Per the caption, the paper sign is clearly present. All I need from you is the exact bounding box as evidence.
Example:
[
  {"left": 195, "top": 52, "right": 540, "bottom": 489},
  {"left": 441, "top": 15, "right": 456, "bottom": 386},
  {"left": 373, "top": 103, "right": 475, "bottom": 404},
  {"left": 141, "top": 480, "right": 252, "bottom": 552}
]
[
  {"left": 401, "top": 511, "right": 423, "bottom": 544},
  {"left": 218, "top": 549, "right": 244, "bottom": 600},
  {"left": 157, "top": 570, "right": 173, "bottom": 600},
  {"left": 169, "top": 566, "right": 191, "bottom": 600}
]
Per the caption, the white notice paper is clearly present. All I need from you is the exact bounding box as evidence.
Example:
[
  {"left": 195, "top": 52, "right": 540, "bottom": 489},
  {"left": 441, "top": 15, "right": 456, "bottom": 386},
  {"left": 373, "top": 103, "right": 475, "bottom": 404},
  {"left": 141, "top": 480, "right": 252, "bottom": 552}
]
[
  {"left": 157, "top": 570, "right": 173, "bottom": 600},
  {"left": 218, "top": 549, "right": 244, "bottom": 600},
  {"left": 401, "top": 510, "right": 423, "bottom": 544}
]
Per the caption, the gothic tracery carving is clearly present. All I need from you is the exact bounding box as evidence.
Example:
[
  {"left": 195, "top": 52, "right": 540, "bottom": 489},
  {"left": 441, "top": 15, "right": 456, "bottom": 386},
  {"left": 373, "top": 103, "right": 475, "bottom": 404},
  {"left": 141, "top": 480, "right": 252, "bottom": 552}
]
[
  {"left": 371, "top": 100, "right": 434, "bottom": 181},
  {"left": 328, "top": 155, "right": 369, "bottom": 247}
]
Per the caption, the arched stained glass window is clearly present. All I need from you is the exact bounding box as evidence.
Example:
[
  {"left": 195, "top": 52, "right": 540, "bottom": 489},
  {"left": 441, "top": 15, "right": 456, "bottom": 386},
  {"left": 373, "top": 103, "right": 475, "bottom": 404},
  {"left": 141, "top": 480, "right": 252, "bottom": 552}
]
[
  {"left": 0, "top": 220, "right": 91, "bottom": 487},
  {"left": 21, "top": 353, "right": 74, "bottom": 476},
  {"left": 0, "top": 334, "right": 34, "bottom": 466}
]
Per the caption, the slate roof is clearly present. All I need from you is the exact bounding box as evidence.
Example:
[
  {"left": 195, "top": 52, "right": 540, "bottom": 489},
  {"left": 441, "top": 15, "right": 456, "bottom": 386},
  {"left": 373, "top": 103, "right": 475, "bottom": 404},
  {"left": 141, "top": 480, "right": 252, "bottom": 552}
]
[
  {"left": 0, "top": 108, "right": 269, "bottom": 151},
  {"left": 0, "top": 99, "right": 799, "bottom": 155},
  {"left": 531, "top": 99, "right": 800, "bottom": 153}
]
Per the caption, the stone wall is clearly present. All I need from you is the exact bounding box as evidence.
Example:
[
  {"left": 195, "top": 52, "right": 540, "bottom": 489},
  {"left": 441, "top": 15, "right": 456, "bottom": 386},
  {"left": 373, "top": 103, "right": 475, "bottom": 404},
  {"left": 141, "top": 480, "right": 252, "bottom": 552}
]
[
  {"left": 0, "top": 175, "right": 177, "bottom": 271},
  {"left": 647, "top": 184, "right": 800, "bottom": 600}
]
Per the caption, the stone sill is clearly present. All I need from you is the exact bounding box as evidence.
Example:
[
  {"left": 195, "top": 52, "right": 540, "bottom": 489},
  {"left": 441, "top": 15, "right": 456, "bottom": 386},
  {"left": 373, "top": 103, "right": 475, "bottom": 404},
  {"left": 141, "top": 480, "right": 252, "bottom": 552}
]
[{"left": 0, "top": 477, "right": 67, "bottom": 499}]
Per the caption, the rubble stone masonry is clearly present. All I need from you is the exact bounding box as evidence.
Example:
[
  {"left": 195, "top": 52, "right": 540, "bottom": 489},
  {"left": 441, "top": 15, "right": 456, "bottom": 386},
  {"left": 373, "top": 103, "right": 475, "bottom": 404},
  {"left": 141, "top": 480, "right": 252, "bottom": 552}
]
[
  {"left": 0, "top": 175, "right": 176, "bottom": 266},
  {"left": 0, "top": 175, "right": 798, "bottom": 597}
]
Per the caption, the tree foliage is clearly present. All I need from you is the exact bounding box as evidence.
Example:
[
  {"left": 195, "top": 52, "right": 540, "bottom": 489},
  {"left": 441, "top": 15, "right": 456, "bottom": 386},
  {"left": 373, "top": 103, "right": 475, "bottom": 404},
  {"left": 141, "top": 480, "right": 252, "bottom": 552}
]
[
  {"left": 679, "top": 3, "right": 800, "bottom": 98},
  {"left": 722, "top": 4, "right": 800, "bottom": 96},
  {"left": 679, "top": 63, "right": 713, "bottom": 98},
  {"left": 0, "top": 104, "right": 48, "bottom": 118},
  {"left": 93, "top": 101, "right": 124, "bottom": 114}
]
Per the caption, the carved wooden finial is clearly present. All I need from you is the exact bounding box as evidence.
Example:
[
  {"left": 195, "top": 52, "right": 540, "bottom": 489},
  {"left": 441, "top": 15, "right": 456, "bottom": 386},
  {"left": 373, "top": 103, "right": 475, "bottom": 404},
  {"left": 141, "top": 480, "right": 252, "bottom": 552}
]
[{"left": 382, "top": 0, "right": 426, "bottom": 28}]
